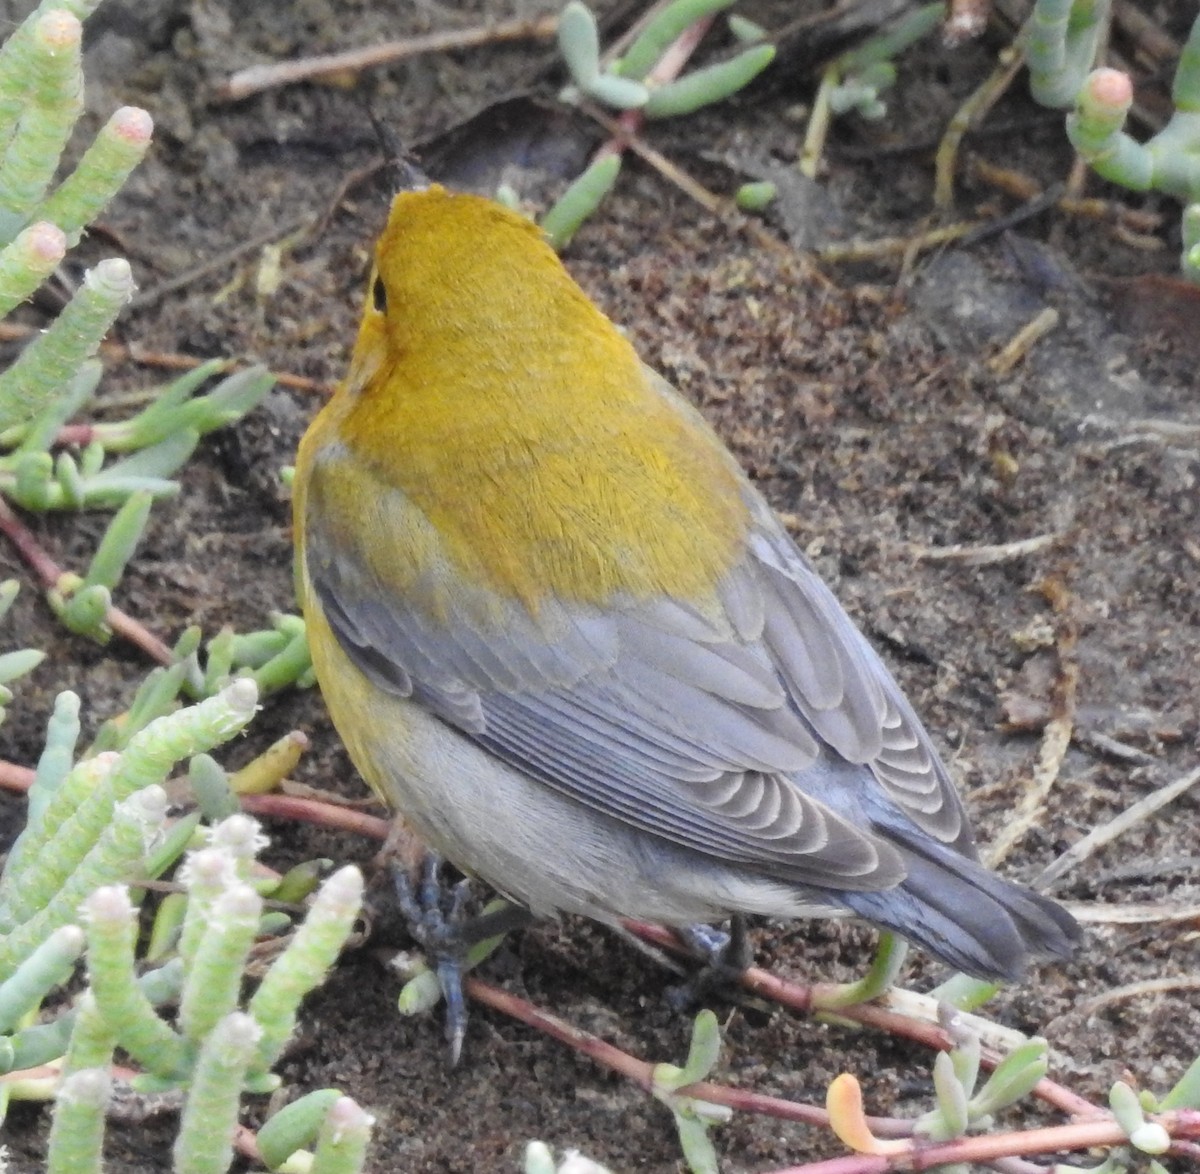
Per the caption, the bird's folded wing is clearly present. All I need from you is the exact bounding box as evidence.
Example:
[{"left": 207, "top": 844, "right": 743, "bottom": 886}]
[
  {"left": 303, "top": 449, "right": 966, "bottom": 890},
  {"left": 738, "top": 499, "right": 971, "bottom": 853}
]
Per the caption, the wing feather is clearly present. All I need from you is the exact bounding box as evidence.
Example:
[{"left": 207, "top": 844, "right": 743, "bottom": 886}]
[
  {"left": 741, "top": 511, "right": 969, "bottom": 850},
  {"left": 303, "top": 419, "right": 971, "bottom": 894}
]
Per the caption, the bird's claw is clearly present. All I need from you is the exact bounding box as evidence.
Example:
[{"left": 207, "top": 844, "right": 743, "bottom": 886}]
[
  {"left": 392, "top": 853, "right": 472, "bottom": 1065},
  {"left": 391, "top": 854, "right": 534, "bottom": 1064},
  {"left": 667, "top": 914, "right": 753, "bottom": 1011}
]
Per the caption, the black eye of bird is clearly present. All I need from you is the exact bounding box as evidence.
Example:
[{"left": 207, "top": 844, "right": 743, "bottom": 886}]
[{"left": 372, "top": 275, "right": 387, "bottom": 313}]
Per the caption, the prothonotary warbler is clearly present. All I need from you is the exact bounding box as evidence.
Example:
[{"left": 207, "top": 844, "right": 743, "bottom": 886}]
[{"left": 293, "top": 184, "right": 1079, "bottom": 1050}]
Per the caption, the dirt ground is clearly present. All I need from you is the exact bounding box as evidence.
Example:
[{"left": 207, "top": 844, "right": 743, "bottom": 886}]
[{"left": 2, "top": 1, "right": 1198, "bottom": 1171}]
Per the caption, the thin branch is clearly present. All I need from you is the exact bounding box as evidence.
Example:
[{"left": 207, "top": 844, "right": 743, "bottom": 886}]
[
  {"left": 465, "top": 975, "right": 908, "bottom": 1134},
  {"left": 1076, "top": 976, "right": 1200, "bottom": 1015},
  {"left": 935, "top": 44, "right": 1027, "bottom": 208},
  {"left": 216, "top": 15, "right": 559, "bottom": 103},
  {"left": 905, "top": 533, "right": 1060, "bottom": 565},
  {"left": 765, "top": 1116, "right": 1186, "bottom": 1174},
  {"left": 239, "top": 792, "right": 391, "bottom": 841},
  {"left": 1036, "top": 762, "right": 1200, "bottom": 887},
  {"left": 582, "top": 102, "right": 724, "bottom": 215},
  {"left": 987, "top": 307, "right": 1061, "bottom": 375},
  {"left": 816, "top": 221, "right": 979, "bottom": 263},
  {"left": 1069, "top": 900, "right": 1200, "bottom": 924},
  {"left": 0, "top": 323, "right": 332, "bottom": 395}
]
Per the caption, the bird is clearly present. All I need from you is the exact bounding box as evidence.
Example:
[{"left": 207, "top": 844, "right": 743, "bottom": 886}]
[{"left": 292, "top": 182, "right": 1079, "bottom": 1036}]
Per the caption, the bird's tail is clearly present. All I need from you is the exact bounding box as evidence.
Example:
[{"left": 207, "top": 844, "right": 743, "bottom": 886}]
[{"left": 835, "top": 827, "right": 1080, "bottom": 981}]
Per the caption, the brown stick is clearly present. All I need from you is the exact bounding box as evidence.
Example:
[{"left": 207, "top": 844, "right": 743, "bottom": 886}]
[
  {"left": 216, "top": 15, "right": 559, "bottom": 103},
  {"left": 0, "top": 323, "right": 332, "bottom": 395}
]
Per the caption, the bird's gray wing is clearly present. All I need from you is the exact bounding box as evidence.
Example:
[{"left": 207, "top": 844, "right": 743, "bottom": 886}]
[
  {"left": 737, "top": 496, "right": 973, "bottom": 855},
  {"left": 304, "top": 447, "right": 969, "bottom": 895}
]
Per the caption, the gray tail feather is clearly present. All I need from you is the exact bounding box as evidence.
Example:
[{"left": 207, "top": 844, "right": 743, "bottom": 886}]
[{"left": 835, "top": 831, "right": 1080, "bottom": 981}]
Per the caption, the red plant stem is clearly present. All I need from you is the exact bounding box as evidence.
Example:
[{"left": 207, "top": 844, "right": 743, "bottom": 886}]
[
  {"left": 646, "top": 13, "right": 716, "bottom": 86},
  {"left": 233, "top": 1124, "right": 263, "bottom": 1164},
  {"left": 50, "top": 423, "right": 96, "bottom": 445},
  {"left": 0, "top": 1061, "right": 140, "bottom": 1087},
  {"left": 623, "top": 920, "right": 1102, "bottom": 1121},
  {"left": 0, "top": 495, "right": 174, "bottom": 665},
  {"left": 595, "top": 14, "right": 717, "bottom": 161},
  {"left": 104, "top": 609, "right": 174, "bottom": 665},
  {"left": 466, "top": 976, "right": 1200, "bottom": 1165},
  {"left": 0, "top": 759, "right": 35, "bottom": 793},
  {"left": 239, "top": 792, "right": 391, "bottom": 840},
  {"left": 768, "top": 1112, "right": 1200, "bottom": 1173},
  {"left": 0, "top": 756, "right": 395, "bottom": 851},
  {"left": 0, "top": 494, "right": 61, "bottom": 587},
  {"left": 467, "top": 974, "right": 655, "bottom": 1085},
  {"left": 464, "top": 975, "right": 908, "bottom": 1134}
]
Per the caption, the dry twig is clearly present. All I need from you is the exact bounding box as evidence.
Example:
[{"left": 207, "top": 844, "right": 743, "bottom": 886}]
[
  {"left": 906, "top": 532, "right": 1060, "bottom": 566},
  {"left": 216, "top": 15, "right": 559, "bottom": 103},
  {"left": 1036, "top": 762, "right": 1200, "bottom": 887},
  {"left": 1076, "top": 976, "right": 1200, "bottom": 1016},
  {"left": 130, "top": 216, "right": 314, "bottom": 311},
  {"left": 935, "top": 44, "right": 1026, "bottom": 208},
  {"left": 1069, "top": 901, "right": 1200, "bottom": 925},
  {"left": 0, "top": 322, "right": 331, "bottom": 395},
  {"left": 817, "top": 221, "right": 979, "bottom": 263},
  {"left": 987, "top": 307, "right": 1061, "bottom": 374}
]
